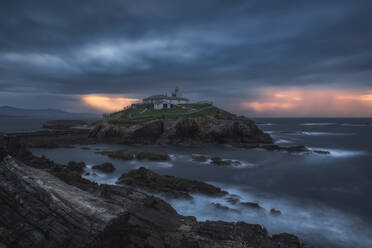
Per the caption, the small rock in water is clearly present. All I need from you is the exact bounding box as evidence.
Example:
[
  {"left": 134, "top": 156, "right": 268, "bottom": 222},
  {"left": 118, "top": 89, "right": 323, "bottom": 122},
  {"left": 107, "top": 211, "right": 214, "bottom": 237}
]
[
  {"left": 313, "top": 150, "right": 330, "bottom": 155},
  {"left": 270, "top": 208, "right": 282, "bottom": 216},
  {"left": 92, "top": 162, "right": 115, "bottom": 173},
  {"left": 210, "top": 157, "right": 236, "bottom": 166},
  {"left": 192, "top": 155, "right": 208, "bottom": 162},
  {"left": 239, "top": 201, "right": 264, "bottom": 210}
]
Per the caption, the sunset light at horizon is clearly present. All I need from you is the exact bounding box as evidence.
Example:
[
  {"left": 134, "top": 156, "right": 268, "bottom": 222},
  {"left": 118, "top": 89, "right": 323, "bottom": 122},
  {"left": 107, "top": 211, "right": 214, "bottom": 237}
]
[{"left": 81, "top": 94, "right": 139, "bottom": 112}]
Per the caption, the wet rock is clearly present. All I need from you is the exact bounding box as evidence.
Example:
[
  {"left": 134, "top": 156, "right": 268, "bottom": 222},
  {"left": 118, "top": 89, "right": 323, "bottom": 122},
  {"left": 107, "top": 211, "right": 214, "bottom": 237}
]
[
  {"left": 270, "top": 208, "right": 282, "bottom": 216},
  {"left": 117, "top": 167, "right": 228, "bottom": 199},
  {"left": 210, "top": 156, "right": 241, "bottom": 166},
  {"left": 261, "top": 144, "right": 309, "bottom": 153},
  {"left": 92, "top": 162, "right": 116, "bottom": 173},
  {"left": 135, "top": 151, "right": 171, "bottom": 161},
  {"left": 80, "top": 146, "right": 91, "bottom": 150},
  {"left": 192, "top": 155, "right": 208, "bottom": 162},
  {"left": 313, "top": 150, "right": 330, "bottom": 155},
  {"left": 98, "top": 149, "right": 170, "bottom": 161},
  {"left": 210, "top": 202, "right": 240, "bottom": 213},
  {"left": 240, "top": 201, "right": 264, "bottom": 211},
  {"left": 225, "top": 195, "right": 241, "bottom": 205}
]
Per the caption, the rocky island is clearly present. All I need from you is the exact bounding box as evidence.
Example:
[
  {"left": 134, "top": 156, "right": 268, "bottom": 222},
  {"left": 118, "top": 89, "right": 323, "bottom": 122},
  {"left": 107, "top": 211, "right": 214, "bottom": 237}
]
[{"left": 90, "top": 103, "right": 272, "bottom": 146}]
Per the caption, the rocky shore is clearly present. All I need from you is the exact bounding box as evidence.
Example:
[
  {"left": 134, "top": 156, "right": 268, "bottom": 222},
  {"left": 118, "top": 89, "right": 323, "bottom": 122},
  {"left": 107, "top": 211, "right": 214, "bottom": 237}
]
[{"left": 0, "top": 138, "right": 309, "bottom": 248}]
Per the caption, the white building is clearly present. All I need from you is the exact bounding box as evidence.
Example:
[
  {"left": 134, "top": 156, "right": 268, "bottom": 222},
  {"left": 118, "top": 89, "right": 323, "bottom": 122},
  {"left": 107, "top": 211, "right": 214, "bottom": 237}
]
[{"left": 142, "top": 87, "right": 190, "bottom": 110}]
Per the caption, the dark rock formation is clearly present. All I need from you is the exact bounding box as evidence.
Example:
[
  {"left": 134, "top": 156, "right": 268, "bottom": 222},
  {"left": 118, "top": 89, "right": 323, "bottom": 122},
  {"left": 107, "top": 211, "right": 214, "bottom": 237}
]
[
  {"left": 261, "top": 144, "right": 309, "bottom": 153},
  {"left": 92, "top": 162, "right": 115, "bottom": 173},
  {"left": 43, "top": 120, "right": 88, "bottom": 130},
  {"left": 211, "top": 156, "right": 241, "bottom": 166},
  {"left": 312, "top": 150, "right": 331, "bottom": 155},
  {"left": 117, "top": 167, "right": 228, "bottom": 199},
  {"left": 192, "top": 155, "right": 208, "bottom": 162},
  {"left": 239, "top": 202, "right": 265, "bottom": 211},
  {"left": 90, "top": 107, "right": 273, "bottom": 146},
  {"left": 98, "top": 149, "right": 170, "bottom": 161}
]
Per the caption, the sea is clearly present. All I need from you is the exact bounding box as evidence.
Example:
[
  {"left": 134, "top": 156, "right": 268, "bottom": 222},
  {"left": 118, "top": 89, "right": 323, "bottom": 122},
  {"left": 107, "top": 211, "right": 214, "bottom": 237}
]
[{"left": 1, "top": 116, "right": 372, "bottom": 248}]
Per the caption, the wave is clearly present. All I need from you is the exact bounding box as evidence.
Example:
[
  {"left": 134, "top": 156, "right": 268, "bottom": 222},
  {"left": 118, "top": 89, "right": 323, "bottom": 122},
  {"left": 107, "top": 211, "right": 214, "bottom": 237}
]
[
  {"left": 168, "top": 186, "right": 372, "bottom": 248},
  {"left": 300, "top": 123, "right": 335, "bottom": 126},
  {"left": 300, "top": 131, "right": 353, "bottom": 136},
  {"left": 341, "top": 123, "right": 371, "bottom": 127},
  {"left": 307, "top": 147, "right": 366, "bottom": 158},
  {"left": 275, "top": 138, "right": 292, "bottom": 144},
  {"left": 256, "top": 123, "right": 274, "bottom": 126}
]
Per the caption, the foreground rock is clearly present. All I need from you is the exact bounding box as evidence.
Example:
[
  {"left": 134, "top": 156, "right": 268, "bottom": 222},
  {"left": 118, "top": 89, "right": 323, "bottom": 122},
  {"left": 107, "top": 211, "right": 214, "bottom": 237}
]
[
  {"left": 98, "top": 149, "right": 170, "bottom": 161},
  {"left": 90, "top": 106, "right": 273, "bottom": 146},
  {"left": 0, "top": 147, "right": 308, "bottom": 248},
  {"left": 117, "top": 167, "right": 228, "bottom": 199},
  {"left": 67, "top": 161, "right": 86, "bottom": 174}
]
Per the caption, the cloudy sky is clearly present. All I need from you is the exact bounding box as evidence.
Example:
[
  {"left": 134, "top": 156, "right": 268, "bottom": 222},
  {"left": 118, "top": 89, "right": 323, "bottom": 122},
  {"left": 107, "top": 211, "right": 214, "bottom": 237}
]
[{"left": 1, "top": 0, "right": 371, "bottom": 117}]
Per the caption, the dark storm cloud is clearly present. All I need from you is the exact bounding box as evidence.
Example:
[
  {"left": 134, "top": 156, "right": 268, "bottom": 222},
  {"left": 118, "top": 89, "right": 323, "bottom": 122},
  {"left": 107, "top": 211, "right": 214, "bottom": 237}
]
[{"left": 0, "top": 0, "right": 371, "bottom": 111}]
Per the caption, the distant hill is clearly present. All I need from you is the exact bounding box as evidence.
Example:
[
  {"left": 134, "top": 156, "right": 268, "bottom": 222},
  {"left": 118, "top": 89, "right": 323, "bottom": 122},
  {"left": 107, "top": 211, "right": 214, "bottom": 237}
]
[{"left": 0, "top": 105, "right": 100, "bottom": 120}]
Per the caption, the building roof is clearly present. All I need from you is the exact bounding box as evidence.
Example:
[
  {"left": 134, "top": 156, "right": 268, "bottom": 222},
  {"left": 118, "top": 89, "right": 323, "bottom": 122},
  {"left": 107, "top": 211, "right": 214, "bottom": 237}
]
[{"left": 143, "top": 94, "right": 189, "bottom": 102}]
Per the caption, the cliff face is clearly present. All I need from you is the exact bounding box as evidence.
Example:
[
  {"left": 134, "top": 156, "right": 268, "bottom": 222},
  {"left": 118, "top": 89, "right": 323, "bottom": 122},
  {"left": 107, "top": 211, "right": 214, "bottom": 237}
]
[
  {"left": 0, "top": 144, "right": 306, "bottom": 248},
  {"left": 90, "top": 107, "right": 272, "bottom": 145}
]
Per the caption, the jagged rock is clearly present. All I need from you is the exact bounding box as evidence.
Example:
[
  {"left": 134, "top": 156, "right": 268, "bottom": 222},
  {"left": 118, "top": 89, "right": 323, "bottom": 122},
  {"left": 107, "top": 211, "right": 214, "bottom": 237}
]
[
  {"left": 117, "top": 167, "right": 228, "bottom": 199},
  {"left": 98, "top": 149, "right": 170, "bottom": 161},
  {"left": 92, "top": 162, "right": 115, "bottom": 173}
]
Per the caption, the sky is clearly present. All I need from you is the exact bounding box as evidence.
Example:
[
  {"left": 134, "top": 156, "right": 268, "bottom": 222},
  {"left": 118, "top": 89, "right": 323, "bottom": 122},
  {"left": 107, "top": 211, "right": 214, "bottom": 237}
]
[{"left": 0, "top": 0, "right": 371, "bottom": 117}]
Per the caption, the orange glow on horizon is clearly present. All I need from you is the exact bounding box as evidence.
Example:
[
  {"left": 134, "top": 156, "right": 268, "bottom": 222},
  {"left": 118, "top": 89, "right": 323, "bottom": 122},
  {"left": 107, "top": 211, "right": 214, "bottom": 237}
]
[
  {"left": 241, "top": 87, "right": 372, "bottom": 117},
  {"left": 82, "top": 94, "right": 139, "bottom": 112}
]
